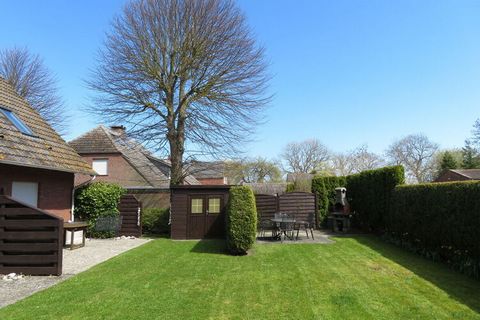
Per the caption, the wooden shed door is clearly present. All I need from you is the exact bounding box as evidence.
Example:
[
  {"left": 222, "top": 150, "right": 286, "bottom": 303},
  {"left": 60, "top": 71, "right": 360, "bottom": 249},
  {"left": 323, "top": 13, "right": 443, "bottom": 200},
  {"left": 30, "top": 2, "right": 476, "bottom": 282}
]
[{"left": 188, "top": 195, "right": 224, "bottom": 239}]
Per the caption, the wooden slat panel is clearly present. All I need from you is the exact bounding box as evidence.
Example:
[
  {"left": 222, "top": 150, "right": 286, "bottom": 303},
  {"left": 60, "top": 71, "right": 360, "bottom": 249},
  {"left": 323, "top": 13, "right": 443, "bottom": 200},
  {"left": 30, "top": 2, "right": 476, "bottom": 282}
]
[
  {"left": 0, "top": 230, "right": 59, "bottom": 240},
  {"left": 0, "top": 242, "right": 59, "bottom": 251},
  {"left": 0, "top": 207, "right": 45, "bottom": 216},
  {"left": 0, "top": 220, "right": 59, "bottom": 228},
  {"left": 0, "top": 266, "right": 59, "bottom": 276},
  {"left": 0, "top": 254, "right": 58, "bottom": 264}
]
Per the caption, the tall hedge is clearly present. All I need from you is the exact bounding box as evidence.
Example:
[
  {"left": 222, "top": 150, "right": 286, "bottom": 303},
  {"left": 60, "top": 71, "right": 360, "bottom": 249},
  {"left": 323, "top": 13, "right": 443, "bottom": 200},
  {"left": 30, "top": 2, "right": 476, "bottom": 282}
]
[
  {"left": 347, "top": 166, "right": 405, "bottom": 232},
  {"left": 387, "top": 181, "right": 480, "bottom": 278},
  {"left": 226, "top": 186, "right": 257, "bottom": 255},
  {"left": 311, "top": 176, "right": 347, "bottom": 226},
  {"left": 311, "top": 166, "right": 404, "bottom": 229}
]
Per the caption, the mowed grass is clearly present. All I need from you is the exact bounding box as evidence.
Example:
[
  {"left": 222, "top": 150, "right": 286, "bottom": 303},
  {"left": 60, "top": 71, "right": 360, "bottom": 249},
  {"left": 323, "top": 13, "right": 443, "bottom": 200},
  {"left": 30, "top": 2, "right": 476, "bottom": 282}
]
[{"left": 1, "top": 236, "right": 480, "bottom": 320}]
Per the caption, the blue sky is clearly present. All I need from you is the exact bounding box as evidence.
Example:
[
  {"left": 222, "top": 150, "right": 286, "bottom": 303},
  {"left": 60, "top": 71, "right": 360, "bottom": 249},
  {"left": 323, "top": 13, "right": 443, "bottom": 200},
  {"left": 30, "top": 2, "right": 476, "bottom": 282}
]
[{"left": 1, "top": 0, "right": 479, "bottom": 159}]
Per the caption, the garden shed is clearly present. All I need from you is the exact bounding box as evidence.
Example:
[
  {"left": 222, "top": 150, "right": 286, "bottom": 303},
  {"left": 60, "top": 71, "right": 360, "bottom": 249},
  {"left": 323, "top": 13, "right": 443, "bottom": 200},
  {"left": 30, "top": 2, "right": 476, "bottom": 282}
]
[{"left": 170, "top": 185, "right": 230, "bottom": 239}]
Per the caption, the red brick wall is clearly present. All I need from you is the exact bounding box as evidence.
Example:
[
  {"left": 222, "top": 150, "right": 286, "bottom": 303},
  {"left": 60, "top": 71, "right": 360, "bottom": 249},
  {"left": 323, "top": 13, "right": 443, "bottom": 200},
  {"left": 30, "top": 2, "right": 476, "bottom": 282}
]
[
  {"left": 75, "top": 153, "right": 150, "bottom": 188},
  {"left": 197, "top": 177, "right": 227, "bottom": 185},
  {"left": 0, "top": 163, "right": 74, "bottom": 220}
]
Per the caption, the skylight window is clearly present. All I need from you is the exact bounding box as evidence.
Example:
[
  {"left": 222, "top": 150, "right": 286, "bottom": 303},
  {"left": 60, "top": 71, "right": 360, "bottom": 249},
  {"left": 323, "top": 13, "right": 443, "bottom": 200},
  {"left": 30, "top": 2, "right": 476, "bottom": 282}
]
[{"left": 0, "top": 107, "right": 35, "bottom": 136}]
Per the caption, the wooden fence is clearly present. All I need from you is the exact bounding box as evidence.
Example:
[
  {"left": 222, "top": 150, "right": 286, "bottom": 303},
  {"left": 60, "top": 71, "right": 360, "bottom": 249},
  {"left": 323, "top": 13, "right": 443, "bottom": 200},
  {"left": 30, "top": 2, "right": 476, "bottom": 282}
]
[
  {"left": 0, "top": 195, "right": 63, "bottom": 275},
  {"left": 118, "top": 194, "right": 142, "bottom": 237},
  {"left": 255, "top": 192, "right": 317, "bottom": 225}
]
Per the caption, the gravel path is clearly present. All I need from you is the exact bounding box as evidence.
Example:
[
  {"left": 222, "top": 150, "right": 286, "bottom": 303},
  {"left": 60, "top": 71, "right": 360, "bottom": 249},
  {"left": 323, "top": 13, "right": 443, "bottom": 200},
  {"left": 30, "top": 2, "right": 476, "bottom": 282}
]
[{"left": 0, "top": 237, "right": 151, "bottom": 308}]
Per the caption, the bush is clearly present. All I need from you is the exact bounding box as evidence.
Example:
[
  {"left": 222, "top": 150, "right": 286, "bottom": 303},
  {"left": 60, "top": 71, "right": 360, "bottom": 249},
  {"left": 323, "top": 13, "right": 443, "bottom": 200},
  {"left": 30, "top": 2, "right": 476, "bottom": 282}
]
[
  {"left": 226, "top": 186, "right": 257, "bottom": 255},
  {"left": 387, "top": 181, "right": 480, "bottom": 279},
  {"left": 142, "top": 208, "right": 170, "bottom": 234},
  {"left": 74, "top": 182, "right": 126, "bottom": 237}
]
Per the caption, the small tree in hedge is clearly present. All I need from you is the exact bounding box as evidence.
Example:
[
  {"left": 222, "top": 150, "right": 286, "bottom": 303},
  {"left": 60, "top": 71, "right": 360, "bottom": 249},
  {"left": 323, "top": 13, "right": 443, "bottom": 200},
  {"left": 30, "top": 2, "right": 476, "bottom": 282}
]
[
  {"left": 226, "top": 186, "right": 257, "bottom": 255},
  {"left": 74, "top": 182, "right": 126, "bottom": 237}
]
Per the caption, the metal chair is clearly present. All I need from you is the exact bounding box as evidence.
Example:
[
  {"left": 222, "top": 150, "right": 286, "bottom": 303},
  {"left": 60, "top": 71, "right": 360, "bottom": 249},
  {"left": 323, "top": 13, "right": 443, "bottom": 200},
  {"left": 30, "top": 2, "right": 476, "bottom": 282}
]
[
  {"left": 280, "top": 214, "right": 295, "bottom": 243},
  {"left": 259, "top": 218, "right": 276, "bottom": 238}
]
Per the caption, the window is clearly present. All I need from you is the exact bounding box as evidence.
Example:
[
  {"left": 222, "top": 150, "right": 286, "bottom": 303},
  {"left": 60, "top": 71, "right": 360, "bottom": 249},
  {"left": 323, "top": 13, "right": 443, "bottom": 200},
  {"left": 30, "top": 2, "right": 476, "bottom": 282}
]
[
  {"left": 191, "top": 198, "right": 203, "bottom": 214},
  {"left": 12, "top": 182, "right": 38, "bottom": 207},
  {"left": 208, "top": 198, "right": 221, "bottom": 214},
  {"left": 92, "top": 159, "right": 108, "bottom": 175},
  {"left": 0, "top": 107, "right": 35, "bottom": 136}
]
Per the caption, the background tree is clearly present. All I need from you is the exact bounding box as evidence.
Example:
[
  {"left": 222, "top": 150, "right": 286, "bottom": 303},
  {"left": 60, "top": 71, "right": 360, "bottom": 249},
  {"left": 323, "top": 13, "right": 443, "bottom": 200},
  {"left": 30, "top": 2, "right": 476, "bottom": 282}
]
[
  {"left": 385, "top": 134, "right": 439, "bottom": 183},
  {"left": 88, "top": 0, "right": 270, "bottom": 185},
  {"left": 281, "top": 139, "right": 330, "bottom": 173},
  {"left": 462, "top": 139, "right": 480, "bottom": 169},
  {"left": 226, "top": 158, "right": 281, "bottom": 184},
  {"left": 331, "top": 145, "right": 383, "bottom": 176},
  {"left": 436, "top": 150, "right": 459, "bottom": 177},
  {"left": 0, "top": 47, "right": 67, "bottom": 133}
]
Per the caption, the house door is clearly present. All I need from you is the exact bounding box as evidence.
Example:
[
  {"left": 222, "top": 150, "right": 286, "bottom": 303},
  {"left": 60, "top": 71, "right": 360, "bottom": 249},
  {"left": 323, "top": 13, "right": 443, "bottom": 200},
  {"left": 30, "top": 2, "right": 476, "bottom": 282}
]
[
  {"left": 188, "top": 195, "right": 225, "bottom": 239},
  {"left": 11, "top": 181, "right": 38, "bottom": 207}
]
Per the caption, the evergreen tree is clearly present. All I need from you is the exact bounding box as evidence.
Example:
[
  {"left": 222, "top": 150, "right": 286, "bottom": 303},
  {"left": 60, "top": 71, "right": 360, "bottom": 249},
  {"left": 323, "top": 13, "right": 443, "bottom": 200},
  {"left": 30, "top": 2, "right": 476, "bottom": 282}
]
[
  {"left": 439, "top": 151, "right": 458, "bottom": 173},
  {"left": 462, "top": 140, "right": 480, "bottom": 169}
]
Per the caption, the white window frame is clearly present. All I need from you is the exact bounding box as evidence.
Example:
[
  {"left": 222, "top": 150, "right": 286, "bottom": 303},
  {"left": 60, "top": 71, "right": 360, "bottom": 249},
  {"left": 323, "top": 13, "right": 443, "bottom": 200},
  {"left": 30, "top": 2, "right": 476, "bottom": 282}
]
[{"left": 92, "top": 159, "right": 108, "bottom": 176}]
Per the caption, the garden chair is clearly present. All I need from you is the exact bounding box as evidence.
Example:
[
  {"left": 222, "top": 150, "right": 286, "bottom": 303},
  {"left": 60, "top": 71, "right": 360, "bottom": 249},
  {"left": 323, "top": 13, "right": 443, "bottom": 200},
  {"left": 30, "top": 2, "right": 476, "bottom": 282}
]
[
  {"left": 259, "top": 219, "right": 276, "bottom": 238},
  {"left": 280, "top": 214, "right": 295, "bottom": 243}
]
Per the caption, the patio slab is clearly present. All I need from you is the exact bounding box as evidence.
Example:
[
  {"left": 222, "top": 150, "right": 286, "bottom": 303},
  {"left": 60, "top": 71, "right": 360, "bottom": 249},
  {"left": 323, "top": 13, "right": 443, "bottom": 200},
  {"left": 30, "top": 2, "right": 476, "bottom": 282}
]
[
  {"left": 0, "top": 237, "right": 150, "bottom": 308},
  {"left": 256, "top": 229, "right": 335, "bottom": 244}
]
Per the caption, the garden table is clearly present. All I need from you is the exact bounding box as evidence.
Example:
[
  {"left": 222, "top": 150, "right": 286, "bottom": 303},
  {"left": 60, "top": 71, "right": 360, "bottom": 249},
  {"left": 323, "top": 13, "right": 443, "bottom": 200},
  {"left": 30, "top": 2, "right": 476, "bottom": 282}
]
[{"left": 270, "top": 217, "right": 296, "bottom": 241}]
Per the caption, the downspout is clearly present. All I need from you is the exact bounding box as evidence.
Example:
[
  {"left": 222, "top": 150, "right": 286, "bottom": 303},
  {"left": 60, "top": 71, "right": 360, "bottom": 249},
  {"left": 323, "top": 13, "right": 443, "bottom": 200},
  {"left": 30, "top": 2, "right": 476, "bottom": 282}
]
[{"left": 70, "top": 175, "right": 96, "bottom": 222}]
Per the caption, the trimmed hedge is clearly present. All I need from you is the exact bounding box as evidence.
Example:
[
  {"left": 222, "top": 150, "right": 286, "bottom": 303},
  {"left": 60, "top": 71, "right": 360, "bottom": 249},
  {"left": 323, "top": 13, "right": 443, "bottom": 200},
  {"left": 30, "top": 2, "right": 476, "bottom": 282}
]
[
  {"left": 226, "top": 186, "right": 257, "bottom": 255},
  {"left": 311, "top": 166, "right": 404, "bottom": 230},
  {"left": 74, "top": 182, "right": 126, "bottom": 237},
  {"left": 347, "top": 166, "right": 405, "bottom": 232},
  {"left": 311, "top": 176, "right": 347, "bottom": 226},
  {"left": 386, "top": 181, "right": 480, "bottom": 278},
  {"left": 142, "top": 208, "right": 170, "bottom": 235}
]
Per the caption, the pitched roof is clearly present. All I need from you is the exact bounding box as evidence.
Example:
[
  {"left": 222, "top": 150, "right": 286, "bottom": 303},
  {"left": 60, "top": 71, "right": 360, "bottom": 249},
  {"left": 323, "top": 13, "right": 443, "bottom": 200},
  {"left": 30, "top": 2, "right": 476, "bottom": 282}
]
[
  {"left": 286, "top": 172, "right": 314, "bottom": 183},
  {"left": 69, "top": 125, "right": 199, "bottom": 187},
  {"left": 0, "top": 78, "right": 94, "bottom": 175},
  {"left": 188, "top": 161, "right": 227, "bottom": 179},
  {"left": 450, "top": 169, "right": 480, "bottom": 180}
]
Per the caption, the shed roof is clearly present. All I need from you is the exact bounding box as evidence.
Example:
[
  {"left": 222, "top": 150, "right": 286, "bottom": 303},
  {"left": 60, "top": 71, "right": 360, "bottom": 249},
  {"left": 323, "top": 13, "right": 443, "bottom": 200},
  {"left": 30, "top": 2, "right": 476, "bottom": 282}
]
[
  {"left": 450, "top": 169, "right": 480, "bottom": 180},
  {"left": 0, "top": 78, "right": 94, "bottom": 175}
]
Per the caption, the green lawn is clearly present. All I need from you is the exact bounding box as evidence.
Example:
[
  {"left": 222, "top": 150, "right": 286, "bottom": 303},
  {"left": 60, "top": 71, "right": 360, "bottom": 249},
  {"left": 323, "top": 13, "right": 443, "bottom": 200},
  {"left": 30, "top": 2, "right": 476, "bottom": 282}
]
[{"left": 1, "top": 236, "right": 480, "bottom": 320}]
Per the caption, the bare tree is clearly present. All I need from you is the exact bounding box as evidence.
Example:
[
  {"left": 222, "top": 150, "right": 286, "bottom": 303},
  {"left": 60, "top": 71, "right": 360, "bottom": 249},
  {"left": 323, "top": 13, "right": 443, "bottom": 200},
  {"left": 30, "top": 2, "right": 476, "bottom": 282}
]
[
  {"left": 0, "top": 47, "right": 67, "bottom": 133},
  {"left": 385, "top": 134, "right": 439, "bottom": 183},
  {"left": 281, "top": 139, "right": 330, "bottom": 173},
  {"left": 87, "top": 0, "right": 270, "bottom": 185},
  {"left": 331, "top": 145, "right": 383, "bottom": 176}
]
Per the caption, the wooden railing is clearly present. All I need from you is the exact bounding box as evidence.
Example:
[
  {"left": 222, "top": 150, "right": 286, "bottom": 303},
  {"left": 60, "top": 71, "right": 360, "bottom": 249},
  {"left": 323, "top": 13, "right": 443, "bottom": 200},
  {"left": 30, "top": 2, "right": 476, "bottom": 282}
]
[{"left": 0, "top": 195, "right": 63, "bottom": 275}]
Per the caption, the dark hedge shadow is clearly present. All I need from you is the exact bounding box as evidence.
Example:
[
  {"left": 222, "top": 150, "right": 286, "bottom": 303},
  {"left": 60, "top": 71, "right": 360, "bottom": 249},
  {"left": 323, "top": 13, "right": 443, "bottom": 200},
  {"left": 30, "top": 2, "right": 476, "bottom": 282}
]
[{"left": 190, "top": 239, "right": 228, "bottom": 255}]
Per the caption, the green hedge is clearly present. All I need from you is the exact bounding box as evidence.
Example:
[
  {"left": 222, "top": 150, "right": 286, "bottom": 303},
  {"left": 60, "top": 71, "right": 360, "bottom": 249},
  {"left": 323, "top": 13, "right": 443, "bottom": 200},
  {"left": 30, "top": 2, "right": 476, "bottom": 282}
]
[
  {"left": 311, "top": 166, "right": 404, "bottom": 230},
  {"left": 311, "top": 176, "right": 347, "bottom": 226},
  {"left": 74, "top": 182, "right": 126, "bottom": 237},
  {"left": 347, "top": 166, "right": 405, "bottom": 232},
  {"left": 386, "top": 181, "right": 480, "bottom": 278},
  {"left": 142, "top": 208, "right": 170, "bottom": 235},
  {"left": 226, "top": 186, "right": 257, "bottom": 255}
]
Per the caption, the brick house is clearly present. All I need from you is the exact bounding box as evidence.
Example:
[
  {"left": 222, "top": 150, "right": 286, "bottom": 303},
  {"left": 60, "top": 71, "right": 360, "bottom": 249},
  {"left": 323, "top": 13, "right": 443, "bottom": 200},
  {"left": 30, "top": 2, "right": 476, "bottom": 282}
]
[
  {"left": 0, "top": 78, "right": 94, "bottom": 221},
  {"left": 69, "top": 125, "right": 199, "bottom": 208},
  {"left": 188, "top": 161, "right": 229, "bottom": 185},
  {"left": 434, "top": 169, "right": 480, "bottom": 183}
]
